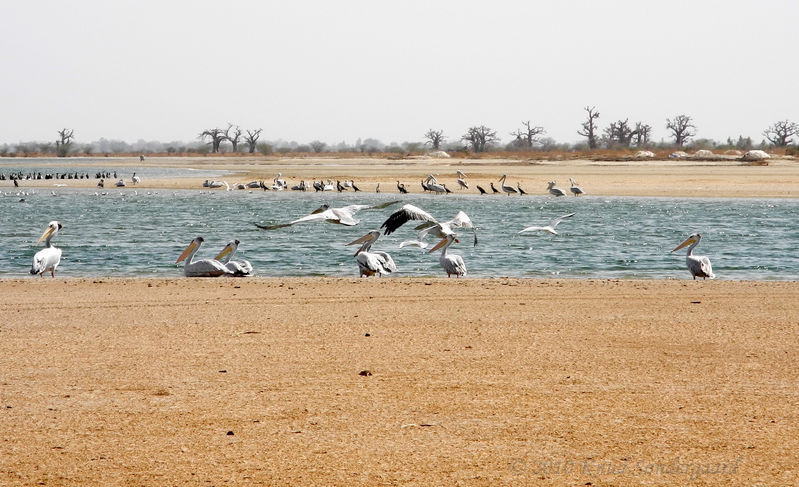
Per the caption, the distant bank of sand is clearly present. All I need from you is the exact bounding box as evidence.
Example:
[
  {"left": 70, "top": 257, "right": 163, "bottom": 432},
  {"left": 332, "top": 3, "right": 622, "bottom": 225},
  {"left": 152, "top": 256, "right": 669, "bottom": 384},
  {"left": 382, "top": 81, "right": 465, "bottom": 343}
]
[{"left": 3, "top": 155, "right": 799, "bottom": 198}]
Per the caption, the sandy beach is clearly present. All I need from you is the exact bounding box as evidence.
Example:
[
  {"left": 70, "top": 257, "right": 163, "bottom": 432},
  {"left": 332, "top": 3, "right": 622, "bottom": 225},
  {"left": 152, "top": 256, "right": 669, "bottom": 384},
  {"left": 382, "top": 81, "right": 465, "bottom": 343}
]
[
  {"left": 2, "top": 156, "right": 798, "bottom": 485},
  {"left": 4, "top": 154, "right": 799, "bottom": 198},
  {"left": 0, "top": 278, "right": 797, "bottom": 485}
]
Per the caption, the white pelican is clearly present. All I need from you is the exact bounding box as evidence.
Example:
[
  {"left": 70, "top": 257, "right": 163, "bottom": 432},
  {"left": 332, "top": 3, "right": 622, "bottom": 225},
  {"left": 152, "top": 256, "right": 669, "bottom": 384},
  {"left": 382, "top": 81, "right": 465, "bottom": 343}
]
[
  {"left": 569, "top": 178, "right": 585, "bottom": 196},
  {"left": 214, "top": 239, "right": 253, "bottom": 276},
  {"left": 346, "top": 230, "right": 397, "bottom": 277},
  {"left": 323, "top": 179, "right": 335, "bottom": 191},
  {"left": 132, "top": 173, "right": 141, "bottom": 184},
  {"left": 381, "top": 204, "right": 477, "bottom": 247},
  {"left": 671, "top": 233, "right": 715, "bottom": 280},
  {"left": 176, "top": 237, "right": 233, "bottom": 277},
  {"left": 256, "top": 200, "right": 401, "bottom": 230},
  {"left": 518, "top": 213, "right": 575, "bottom": 235},
  {"left": 30, "top": 221, "right": 62, "bottom": 278},
  {"left": 456, "top": 169, "right": 467, "bottom": 179},
  {"left": 428, "top": 234, "right": 466, "bottom": 277},
  {"left": 499, "top": 174, "right": 518, "bottom": 195},
  {"left": 457, "top": 178, "right": 469, "bottom": 190},
  {"left": 547, "top": 181, "right": 566, "bottom": 197}
]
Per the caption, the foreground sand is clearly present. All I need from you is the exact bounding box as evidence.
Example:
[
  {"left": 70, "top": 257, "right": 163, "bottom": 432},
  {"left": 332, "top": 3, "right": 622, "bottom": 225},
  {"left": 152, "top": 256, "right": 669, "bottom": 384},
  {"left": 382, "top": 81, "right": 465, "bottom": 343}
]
[
  {"left": 4, "top": 155, "right": 799, "bottom": 197},
  {"left": 1, "top": 278, "right": 797, "bottom": 485}
]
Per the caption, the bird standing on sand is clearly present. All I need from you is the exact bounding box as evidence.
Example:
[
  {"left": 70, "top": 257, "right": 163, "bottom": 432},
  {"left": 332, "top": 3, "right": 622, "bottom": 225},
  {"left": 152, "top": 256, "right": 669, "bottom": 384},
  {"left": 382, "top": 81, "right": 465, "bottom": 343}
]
[
  {"left": 569, "top": 178, "right": 585, "bottom": 196},
  {"left": 671, "top": 233, "right": 715, "bottom": 280},
  {"left": 547, "top": 181, "right": 566, "bottom": 197}
]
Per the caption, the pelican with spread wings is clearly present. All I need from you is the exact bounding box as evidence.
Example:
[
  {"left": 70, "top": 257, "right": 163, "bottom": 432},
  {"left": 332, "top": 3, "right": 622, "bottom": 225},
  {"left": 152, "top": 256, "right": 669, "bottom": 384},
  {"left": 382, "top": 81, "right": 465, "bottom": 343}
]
[
  {"left": 518, "top": 213, "right": 575, "bottom": 235},
  {"left": 381, "top": 204, "right": 477, "bottom": 247},
  {"left": 255, "top": 200, "right": 401, "bottom": 230}
]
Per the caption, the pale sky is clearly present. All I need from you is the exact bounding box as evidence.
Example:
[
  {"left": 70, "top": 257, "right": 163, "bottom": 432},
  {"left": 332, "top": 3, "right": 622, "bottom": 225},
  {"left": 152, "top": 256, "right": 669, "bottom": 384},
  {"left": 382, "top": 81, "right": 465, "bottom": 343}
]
[{"left": 2, "top": 0, "right": 797, "bottom": 147}]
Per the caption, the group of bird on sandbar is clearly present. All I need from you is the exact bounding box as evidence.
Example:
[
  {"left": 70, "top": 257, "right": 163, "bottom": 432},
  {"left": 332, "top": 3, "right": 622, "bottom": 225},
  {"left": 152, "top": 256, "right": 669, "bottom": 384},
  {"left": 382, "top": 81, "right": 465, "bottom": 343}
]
[{"left": 27, "top": 172, "right": 714, "bottom": 280}]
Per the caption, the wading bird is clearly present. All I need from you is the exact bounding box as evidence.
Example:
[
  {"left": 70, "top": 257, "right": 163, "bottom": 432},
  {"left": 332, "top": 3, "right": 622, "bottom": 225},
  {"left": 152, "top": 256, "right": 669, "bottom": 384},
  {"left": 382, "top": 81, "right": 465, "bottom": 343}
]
[
  {"left": 671, "top": 233, "right": 715, "bottom": 280},
  {"left": 30, "top": 221, "right": 63, "bottom": 278},
  {"left": 428, "top": 234, "right": 466, "bottom": 277},
  {"left": 176, "top": 237, "right": 233, "bottom": 277},
  {"left": 346, "top": 230, "right": 397, "bottom": 277},
  {"left": 214, "top": 239, "right": 253, "bottom": 276}
]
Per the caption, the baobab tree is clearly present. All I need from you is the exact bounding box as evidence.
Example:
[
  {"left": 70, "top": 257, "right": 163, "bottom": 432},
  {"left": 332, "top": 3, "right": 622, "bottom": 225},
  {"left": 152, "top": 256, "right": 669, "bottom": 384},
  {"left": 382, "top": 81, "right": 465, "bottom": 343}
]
[
  {"left": 577, "top": 106, "right": 600, "bottom": 149},
  {"left": 633, "top": 122, "right": 652, "bottom": 147},
  {"left": 602, "top": 119, "right": 636, "bottom": 147},
  {"left": 762, "top": 120, "right": 799, "bottom": 147},
  {"left": 224, "top": 124, "right": 242, "bottom": 152},
  {"left": 510, "top": 121, "right": 545, "bottom": 149},
  {"left": 199, "top": 128, "right": 226, "bottom": 153},
  {"left": 666, "top": 115, "right": 696, "bottom": 147},
  {"left": 424, "top": 129, "right": 445, "bottom": 150},
  {"left": 56, "top": 128, "right": 74, "bottom": 157},
  {"left": 244, "top": 128, "right": 263, "bottom": 153},
  {"left": 310, "top": 140, "right": 327, "bottom": 153},
  {"left": 461, "top": 125, "right": 498, "bottom": 152}
]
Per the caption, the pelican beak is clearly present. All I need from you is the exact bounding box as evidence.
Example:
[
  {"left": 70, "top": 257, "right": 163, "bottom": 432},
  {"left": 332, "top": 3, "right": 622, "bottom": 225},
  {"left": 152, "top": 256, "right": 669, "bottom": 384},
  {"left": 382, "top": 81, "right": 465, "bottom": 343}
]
[
  {"left": 214, "top": 244, "right": 234, "bottom": 261},
  {"left": 428, "top": 236, "right": 449, "bottom": 253},
  {"left": 176, "top": 240, "right": 198, "bottom": 263},
  {"left": 36, "top": 226, "right": 55, "bottom": 244},
  {"left": 671, "top": 236, "right": 696, "bottom": 252}
]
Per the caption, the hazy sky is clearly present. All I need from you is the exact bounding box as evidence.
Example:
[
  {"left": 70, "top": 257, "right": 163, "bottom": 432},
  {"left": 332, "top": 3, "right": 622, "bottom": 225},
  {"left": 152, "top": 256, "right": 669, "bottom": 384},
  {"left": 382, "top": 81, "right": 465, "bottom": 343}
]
[{"left": 2, "top": 0, "right": 797, "bottom": 146}]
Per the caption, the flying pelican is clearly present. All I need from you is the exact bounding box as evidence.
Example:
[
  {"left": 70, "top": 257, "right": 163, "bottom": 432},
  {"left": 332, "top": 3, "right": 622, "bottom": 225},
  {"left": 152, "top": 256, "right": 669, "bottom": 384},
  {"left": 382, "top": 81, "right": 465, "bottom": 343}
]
[
  {"left": 428, "top": 234, "right": 466, "bottom": 277},
  {"left": 671, "top": 233, "right": 715, "bottom": 280},
  {"left": 255, "top": 200, "right": 401, "bottom": 230},
  {"left": 214, "top": 239, "right": 253, "bottom": 276},
  {"left": 498, "top": 174, "right": 518, "bottom": 195},
  {"left": 176, "top": 237, "right": 233, "bottom": 277},
  {"left": 518, "top": 213, "right": 575, "bottom": 235},
  {"left": 30, "top": 221, "right": 62, "bottom": 278},
  {"left": 547, "top": 181, "right": 566, "bottom": 197},
  {"left": 569, "top": 178, "right": 585, "bottom": 196},
  {"left": 346, "top": 230, "right": 397, "bottom": 277},
  {"left": 381, "top": 204, "right": 477, "bottom": 247}
]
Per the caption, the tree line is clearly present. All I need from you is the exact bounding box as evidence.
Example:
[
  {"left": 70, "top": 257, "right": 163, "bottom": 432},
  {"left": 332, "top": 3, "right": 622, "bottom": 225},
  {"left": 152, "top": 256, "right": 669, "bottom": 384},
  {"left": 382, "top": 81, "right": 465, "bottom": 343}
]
[{"left": 2, "top": 113, "right": 797, "bottom": 157}]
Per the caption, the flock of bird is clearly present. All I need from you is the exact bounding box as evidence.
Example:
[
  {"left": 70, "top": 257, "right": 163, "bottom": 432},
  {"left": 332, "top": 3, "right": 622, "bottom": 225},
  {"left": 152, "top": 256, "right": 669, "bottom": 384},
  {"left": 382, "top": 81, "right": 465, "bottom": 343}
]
[{"left": 25, "top": 171, "right": 714, "bottom": 280}]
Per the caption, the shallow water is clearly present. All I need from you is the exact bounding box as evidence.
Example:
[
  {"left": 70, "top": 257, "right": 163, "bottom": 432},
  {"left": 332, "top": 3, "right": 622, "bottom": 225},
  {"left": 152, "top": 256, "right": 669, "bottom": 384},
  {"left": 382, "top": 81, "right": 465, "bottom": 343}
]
[{"left": 2, "top": 187, "right": 797, "bottom": 279}]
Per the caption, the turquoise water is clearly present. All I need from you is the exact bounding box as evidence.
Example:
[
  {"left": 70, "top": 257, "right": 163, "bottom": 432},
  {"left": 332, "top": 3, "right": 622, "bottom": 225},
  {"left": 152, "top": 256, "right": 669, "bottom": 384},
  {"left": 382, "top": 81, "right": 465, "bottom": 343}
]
[{"left": 2, "top": 187, "right": 797, "bottom": 279}]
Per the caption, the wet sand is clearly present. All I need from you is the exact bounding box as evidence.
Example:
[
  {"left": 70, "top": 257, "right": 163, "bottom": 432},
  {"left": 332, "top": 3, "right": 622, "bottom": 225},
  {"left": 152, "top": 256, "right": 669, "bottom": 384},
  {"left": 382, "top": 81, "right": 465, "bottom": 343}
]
[
  {"left": 4, "top": 155, "right": 799, "bottom": 198},
  {"left": 0, "top": 278, "right": 797, "bottom": 485}
]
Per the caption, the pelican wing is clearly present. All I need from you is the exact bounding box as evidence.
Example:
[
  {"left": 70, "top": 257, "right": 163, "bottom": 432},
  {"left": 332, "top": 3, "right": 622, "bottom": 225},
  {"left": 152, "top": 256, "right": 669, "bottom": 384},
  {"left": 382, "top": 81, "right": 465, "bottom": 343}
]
[
  {"left": 31, "top": 247, "right": 62, "bottom": 276},
  {"left": 184, "top": 259, "right": 233, "bottom": 277},
  {"left": 549, "top": 212, "right": 575, "bottom": 228},
  {"left": 518, "top": 226, "right": 547, "bottom": 234},
  {"left": 381, "top": 204, "right": 437, "bottom": 235}
]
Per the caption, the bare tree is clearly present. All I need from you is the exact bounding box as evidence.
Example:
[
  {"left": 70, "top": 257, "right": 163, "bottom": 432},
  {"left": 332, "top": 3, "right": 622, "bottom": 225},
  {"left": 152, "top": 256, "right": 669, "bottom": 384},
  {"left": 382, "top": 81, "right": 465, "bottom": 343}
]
[
  {"left": 244, "top": 128, "right": 263, "bottom": 153},
  {"left": 510, "top": 121, "right": 545, "bottom": 149},
  {"left": 462, "top": 125, "right": 498, "bottom": 152},
  {"left": 666, "top": 114, "right": 696, "bottom": 147},
  {"left": 199, "top": 128, "right": 226, "bottom": 153},
  {"left": 633, "top": 122, "right": 652, "bottom": 147},
  {"left": 577, "top": 106, "right": 600, "bottom": 149},
  {"left": 224, "top": 123, "right": 242, "bottom": 152},
  {"left": 310, "top": 140, "right": 327, "bottom": 153},
  {"left": 424, "top": 129, "right": 445, "bottom": 150},
  {"left": 602, "top": 119, "right": 636, "bottom": 147},
  {"left": 56, "top": 128, "right": 75, "bottom": 157},
  {"left": 762, "top": 120, "right": 799, "bottom": 147}
]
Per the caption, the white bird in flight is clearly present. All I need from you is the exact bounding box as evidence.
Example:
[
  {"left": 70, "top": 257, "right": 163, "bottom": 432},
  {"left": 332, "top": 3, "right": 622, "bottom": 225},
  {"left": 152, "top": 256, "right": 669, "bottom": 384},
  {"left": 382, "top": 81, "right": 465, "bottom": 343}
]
[
  {"left": 381, "top": 204, "right": 477, "bottom": 247},
  {"left": 518, "top": 213, "right": 575, "bottom": 235},
  {"left": 255, "top": 201, "right": 401, "bottom": 230}
]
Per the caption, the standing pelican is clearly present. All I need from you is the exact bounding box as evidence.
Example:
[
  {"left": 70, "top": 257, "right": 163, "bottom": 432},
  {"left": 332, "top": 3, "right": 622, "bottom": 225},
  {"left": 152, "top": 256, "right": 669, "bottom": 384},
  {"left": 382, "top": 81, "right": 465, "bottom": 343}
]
[
  {"left": 255, "top": 201, "right": 400, "bottom": 230},
  {"left": 132, "top": 172, "right": 141, "bottom": 184},
  {"left": 30, "top": 221, "right": 63, "bottom": 277},
  {"left": 547, "top": 181, "right": 566, "bottom": 197},
  {"left": 214, "top": 239, "right": 253, "bottom": 276},
  {"left": 671, "top": 233, "right": 715, "bottom": 280},
  {"left": 428, "top": 234, "right": 466, "bottom": 277},
  {"left": 569, "top": 178, "right": 585, "bottom": 196},
  {"left": 499, "top": 174, "right": 518, "bottom": 195},
  {"left": 176, "top": 237, "right": 233, "bottom": 277},
  {"left": 346, "top": 230, "right": 397, "bottom": 277},
  {"left": 518, "top": 213, "right": 575, "bottom": 235}
]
